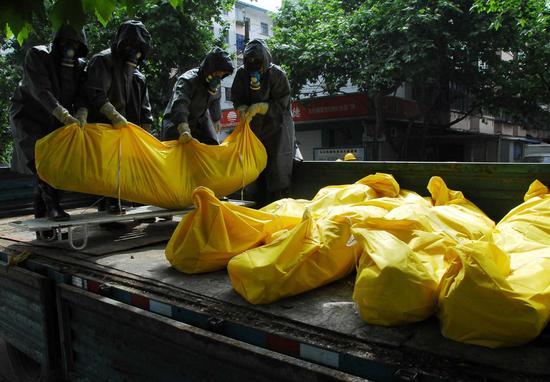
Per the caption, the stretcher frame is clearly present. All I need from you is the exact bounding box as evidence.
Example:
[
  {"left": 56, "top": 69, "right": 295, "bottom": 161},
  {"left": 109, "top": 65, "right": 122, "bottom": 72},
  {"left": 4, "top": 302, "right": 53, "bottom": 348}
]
[{"left": 10, "top": 200, "right": 254, "bottom": 250}]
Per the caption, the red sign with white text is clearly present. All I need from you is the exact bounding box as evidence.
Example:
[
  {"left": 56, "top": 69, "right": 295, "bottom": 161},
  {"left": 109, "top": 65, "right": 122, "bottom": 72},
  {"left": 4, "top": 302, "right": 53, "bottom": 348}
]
[
  {"left": 220, "top": 93, "right": 417, "bottom": 127},
  {"left": 291, "top": 93, "right": 368, "bottom": 122}
]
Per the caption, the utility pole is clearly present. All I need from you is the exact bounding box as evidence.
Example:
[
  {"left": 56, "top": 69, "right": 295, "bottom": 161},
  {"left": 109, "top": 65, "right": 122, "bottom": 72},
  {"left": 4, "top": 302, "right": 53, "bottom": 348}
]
[{"left": 244, "top": 15, "right": 250, "bottom": 45}]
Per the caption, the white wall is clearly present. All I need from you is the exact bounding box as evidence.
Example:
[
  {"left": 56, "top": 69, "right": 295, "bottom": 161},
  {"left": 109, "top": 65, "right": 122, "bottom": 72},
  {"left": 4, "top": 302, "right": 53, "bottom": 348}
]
[
  {"left": 214, "top": 1, "right": 274, "bottom": 109},
  {"left": 296, "top": 130, "right": 322, "bottom": 160}
]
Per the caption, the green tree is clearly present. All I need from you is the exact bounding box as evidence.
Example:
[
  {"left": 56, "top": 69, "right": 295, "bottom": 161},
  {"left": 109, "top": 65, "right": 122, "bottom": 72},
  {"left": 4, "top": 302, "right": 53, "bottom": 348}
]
[
  {"left": 0, "top": 11, "right": 52, "bottom": 165},
  {"left": 474, "top": 1, "right": 550, "bottom": 130},
  {"left": 0, "top": 0, "right": 234, "bottom": 165},
  {"left": 1, "top": 0, "right": 233, "bottom": 45},
  {"left": 271, "top": 0, "right": 547, "bottom": 159}
]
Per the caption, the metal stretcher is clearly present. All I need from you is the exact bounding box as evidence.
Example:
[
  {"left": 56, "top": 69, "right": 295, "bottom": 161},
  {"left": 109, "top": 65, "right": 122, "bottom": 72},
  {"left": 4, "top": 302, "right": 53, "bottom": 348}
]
[{"left": 10, "top": 200, "right": 254, "bottom": 250}]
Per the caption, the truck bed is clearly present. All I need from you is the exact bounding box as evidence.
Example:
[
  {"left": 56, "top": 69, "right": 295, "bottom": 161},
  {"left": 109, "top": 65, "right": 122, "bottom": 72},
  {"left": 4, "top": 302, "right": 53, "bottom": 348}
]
[{"left": 1, "top": 161, "right": 550, "bottom": 381}]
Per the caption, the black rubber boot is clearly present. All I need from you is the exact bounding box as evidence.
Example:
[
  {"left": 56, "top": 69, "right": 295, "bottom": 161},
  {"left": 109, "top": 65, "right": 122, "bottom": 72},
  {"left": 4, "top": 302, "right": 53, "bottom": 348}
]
[
  {"left": 38, "top": 180, "right": 70, "bottom": 221},
  {"left": 33, "top": 180, "right": 54, "bottom": 239},
  {"left": 33, "top": 181, "right": 46, "bottom": 218}
]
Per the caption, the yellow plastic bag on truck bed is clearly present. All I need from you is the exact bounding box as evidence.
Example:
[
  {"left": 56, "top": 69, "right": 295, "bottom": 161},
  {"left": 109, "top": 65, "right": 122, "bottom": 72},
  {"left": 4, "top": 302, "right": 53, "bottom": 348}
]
[
  {"left": 226, "top": 173, "right": 406, "bottom": 304},
  {"left": 260, "top": 198, "right": 310, "bottom": 219},
  {"left": 438, "top": 240, "right": 550, "bottom": 348},
  {"left": 305, "top": 173, "right": 401, "bottom": 217},
  {"left": 438, "top": 181, "right": 550, "bottom": 348},
  {"left": 353, "top": 227, "right": 454, "bottom": 325},
  {"left": 228, "top": 211, "right": 358, "bottom": 304},
  {"left": 35, "top": 122, "right": 267, "bottom": 209},
  {"left": 495, "top": 180, "right": 550, "bottom": 263},
  {"left": 352, "top": 177, "right": 493, "bottom": 325},
  {"left": 427, "top": 176, "right": 495, "bottom": 240},
  {"left": 165, "top": 187, "right": 300, "bottom": 274}
]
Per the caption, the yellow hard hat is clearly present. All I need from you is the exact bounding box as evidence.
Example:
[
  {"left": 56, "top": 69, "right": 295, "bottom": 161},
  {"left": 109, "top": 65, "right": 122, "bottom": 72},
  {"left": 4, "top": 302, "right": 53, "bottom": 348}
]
[{"left": 344, "top": 152, "right": 356, "bottom": 161}]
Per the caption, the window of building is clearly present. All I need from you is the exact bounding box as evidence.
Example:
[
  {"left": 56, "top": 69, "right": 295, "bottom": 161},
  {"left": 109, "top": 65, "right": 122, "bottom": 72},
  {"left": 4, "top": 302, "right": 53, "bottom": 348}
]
[
  {"left": 513, "top": 142, "right": 524, "bottom": 161},
  {"left": 236, "top": 33, "right": 245, "bottom": 53},
  {"left": 224, "top": 87, "right": 231, "bottom": 102},
  {"left": 261, "top": 22, "right": 269, "bottom": 35}
]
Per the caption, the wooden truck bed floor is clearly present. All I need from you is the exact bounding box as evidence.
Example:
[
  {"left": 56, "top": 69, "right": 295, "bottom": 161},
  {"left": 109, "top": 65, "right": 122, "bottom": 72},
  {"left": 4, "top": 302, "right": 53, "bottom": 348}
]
[{"left": 1, "top": 208, "right": 549, "bottom": 382}]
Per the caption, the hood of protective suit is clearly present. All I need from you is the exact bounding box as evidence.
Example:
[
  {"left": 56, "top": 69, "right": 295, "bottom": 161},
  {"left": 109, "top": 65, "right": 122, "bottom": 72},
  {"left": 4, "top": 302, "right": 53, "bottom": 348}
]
[
  {"left": 198, "top": 47, "right": 234, "bottom": 80},
  {"left": 52, "top": 24, "right": 88, "bottom": 58},
  {"left": 111, "top": 20, "right": 151, "bottom": 64},
  {"left": 243, "top": 39, "right": 272, "bottom": 71}
]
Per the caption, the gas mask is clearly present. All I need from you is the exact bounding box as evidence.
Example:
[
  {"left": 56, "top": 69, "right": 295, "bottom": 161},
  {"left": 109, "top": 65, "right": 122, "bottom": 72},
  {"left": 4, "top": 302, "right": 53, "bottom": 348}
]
[
  {"left": 249, "top": 71, "right": 261, "bottom": 91},
  {"left": 123, "top": 46, "right": 142, "bottom": 67},
  {"left": 60, "top": 42, "right": 77, "bottom": 68},
  {"left": 244, "top": 57, "right": 262, "bottom": 91},
  {"left": 206, "top": 74, "right": 221, "bottom": 95}
]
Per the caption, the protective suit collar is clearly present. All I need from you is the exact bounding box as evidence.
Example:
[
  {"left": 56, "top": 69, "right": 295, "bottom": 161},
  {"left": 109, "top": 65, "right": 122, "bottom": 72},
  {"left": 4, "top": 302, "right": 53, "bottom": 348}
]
[{"left": 111, "top": 20, "right": 151, "bottom": 65}]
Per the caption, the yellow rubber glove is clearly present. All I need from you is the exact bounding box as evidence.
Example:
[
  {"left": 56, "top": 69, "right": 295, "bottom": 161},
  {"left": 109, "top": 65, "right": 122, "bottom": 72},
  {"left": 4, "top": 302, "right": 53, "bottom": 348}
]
[
  {"left": 100, "top": 102, "right": 128, "bottom": 128},
  {"left": 245, "top": 102, "right": 269, "bottom": 124},
  {"left": 52, "top": 105, "right": 79, "bottom": 126},
  {"left": 237, "top": 105, "right": 248, "bottom": 122},
  {"left": 177, "top": 122, "right": 192, "bottom": 144}
]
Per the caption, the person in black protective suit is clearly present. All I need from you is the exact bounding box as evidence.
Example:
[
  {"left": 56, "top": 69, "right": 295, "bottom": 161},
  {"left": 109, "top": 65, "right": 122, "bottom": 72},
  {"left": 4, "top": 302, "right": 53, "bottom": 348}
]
[
  {"left": 231, "top": 39, "right": 295, "bottom": 207},
  {"left": 84, "top": 20, "right": 154, "bottom": 214},
  {"left": 10, "top": 24, "right": 89, "bottom": 223},
  {"left": 162, "top": 47, "right": 234, "bottom": 145}
]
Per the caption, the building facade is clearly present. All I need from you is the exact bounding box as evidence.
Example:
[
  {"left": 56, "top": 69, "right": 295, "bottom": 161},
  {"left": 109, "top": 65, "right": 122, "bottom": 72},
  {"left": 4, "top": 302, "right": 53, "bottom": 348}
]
[
  {"left": 214, "top": 4, "right": 549, "bottom": 162},
  {"left": 214, "top": 1, "right": 274, "bottom": 111}
]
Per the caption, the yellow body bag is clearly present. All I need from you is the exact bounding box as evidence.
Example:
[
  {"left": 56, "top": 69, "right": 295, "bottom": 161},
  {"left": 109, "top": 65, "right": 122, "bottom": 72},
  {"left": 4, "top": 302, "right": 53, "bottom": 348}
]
[{"left": 35, "top": 121, "right": 267, "bottom": 209}]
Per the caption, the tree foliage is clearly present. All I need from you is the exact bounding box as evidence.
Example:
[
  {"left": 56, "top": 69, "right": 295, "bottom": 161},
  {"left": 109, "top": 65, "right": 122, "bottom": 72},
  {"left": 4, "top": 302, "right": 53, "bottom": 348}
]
[
  {"left": 476, "top": 1, "right": 550, "bottom": 129},
  {"left": 472, "top": 0, "right": 549, "bottom": 29},
  {"left": 0, "top": 0, "right": 233, "bottom": 45},
  {"left": 0, "top": 0, "right": 234, "bottom": 165},
  {"left": 271, "top": 0, "right": 550, "bottom": 131}
]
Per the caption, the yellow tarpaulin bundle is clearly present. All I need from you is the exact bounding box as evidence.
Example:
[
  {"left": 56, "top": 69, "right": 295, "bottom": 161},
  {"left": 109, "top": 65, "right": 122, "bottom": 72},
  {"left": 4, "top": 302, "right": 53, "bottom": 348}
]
[
  {"left": 228, "top": 210, "right": 358, "bottom": 304},
  {"left": 35, "top": 121, "right": 267, "bottom": 209},
  {"left": 259, "top": 198, "right": 309, "bottom": 219},
  {"left": 438, "top": 180, "right": 550, "bottom": 348},
  {"left": 427, "top": 176, "right": 495, "bottom": 240},
  {"left": 257, "top": 173, "right": 402, "bottom": 220},
  {"left": 165, "top": 187, "right": 300, "bottom": 274},
  {"left": 305, "top": 173, "right": 401, "bottom": 217},
  {"left": 351, "top": 177, "right": 493, "bottom": 326},
  {"left": 166, "top": 173, "right": 401, "bottom": 278},
  {"left": 353, "top": 227, "right": 453, "bottom": 325},
  {"left": 226, "top": 173, "right": 406, "bottom": 304},
  {"left": 495, "top": 180, "right": 550, "bottom": 261}
]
